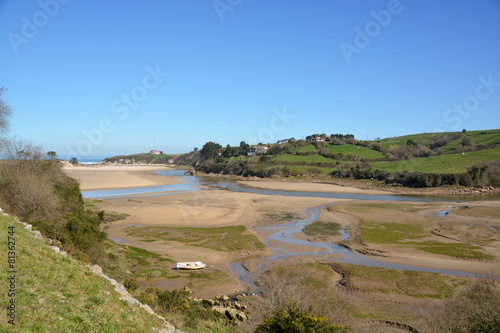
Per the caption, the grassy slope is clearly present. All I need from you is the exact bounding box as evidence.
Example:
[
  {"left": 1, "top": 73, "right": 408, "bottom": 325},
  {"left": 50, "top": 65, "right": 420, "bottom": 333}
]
[
  {"left": 377, "top": 129, "right": 500, "bottom": 150},
  {"left": 371, "top": 146, "right": 500, "bottom": 173},
  {"left": 104, "top": 153, "right": 177, "bottom": 164},
  {"left": 327, "top": 144, "right": 385, "bottom": 159},
  {"left": 0, "top": 214, "right": 164, "bottom": 332}
]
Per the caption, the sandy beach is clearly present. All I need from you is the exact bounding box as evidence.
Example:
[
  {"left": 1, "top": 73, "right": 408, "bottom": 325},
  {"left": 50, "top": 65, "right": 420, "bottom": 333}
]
[
  {"left": 64, "top": 164, "right": 500, "bottom": 297},
  {"left": 63, "top": 165, "right": 180, "bottom": 190}
]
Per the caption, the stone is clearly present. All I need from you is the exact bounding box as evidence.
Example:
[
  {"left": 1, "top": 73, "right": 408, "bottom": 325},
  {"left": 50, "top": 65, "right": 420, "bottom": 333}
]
[
  {"left": 33, "top": 230, "right": 44, "bottom": 242},
  {"left": 50, "top": 246, "right": 60, "bottom": 254},
  {"left": 120, "top": 296, "right": 140, "bottom": 306},
  {"left": 234, "top": 302, "right": 242, "bottom": 310},
  {"left": 222, "top": 295, "right": 230, "bottom": 301},
  {"left": 89, "top": 265, "right": 104, "bottom": 276},
  {"left": 212, "top": 306, "right": 227, "bottom": 315},
  {"left": 24, "top": 224, "right": 32, "bottom": 231},
  {"left": 226, "top": 308, "right": 238, "bottom": 320},
  {"left": 236, "top": 311, "right": 247, "bottom": 321},
  {"left": 140, "top": 303, "right": 155, "bottom": 314},
  {"left": 60, "top": 251, "right": 68, "bottom": 258},
  {"left": 203, "top": 299, "right": 215, "bottom": 307}
]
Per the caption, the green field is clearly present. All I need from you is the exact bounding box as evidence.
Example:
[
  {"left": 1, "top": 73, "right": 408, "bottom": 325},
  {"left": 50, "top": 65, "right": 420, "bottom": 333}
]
[
  {"left": 294, "top": 144, "right": 318, "bottom": 153},
  {"left": 327, "top": 144, "right": 385, "bottom": 159},
  {"left": 275, "top": 153, "right": 335, "bottom": 163},
  {"left": 371, "top": 147, "right": 500, "bottom": 173},
  {"left": 376, "top": 129, "right": 500, "bottom": 151}
]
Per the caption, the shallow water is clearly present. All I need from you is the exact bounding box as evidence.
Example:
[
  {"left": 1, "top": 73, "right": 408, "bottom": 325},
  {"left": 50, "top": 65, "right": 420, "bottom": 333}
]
[{"left": 83, "top": 170, "right": 497, "bottom": 284}]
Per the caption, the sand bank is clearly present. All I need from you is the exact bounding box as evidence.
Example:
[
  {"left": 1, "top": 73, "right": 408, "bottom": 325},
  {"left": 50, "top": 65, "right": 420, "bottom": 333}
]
[
  {"left": 237, "top": 180, "right": 390, "bottom": 195},
  {"left": 63, "top": 164, "right": 180, "bottom": 190}
]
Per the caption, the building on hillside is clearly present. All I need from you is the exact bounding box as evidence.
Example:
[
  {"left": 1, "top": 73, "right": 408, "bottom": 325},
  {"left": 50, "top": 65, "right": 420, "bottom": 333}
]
[
  {"left": 150, "top": 149, "right": 163, "bottom": 155},
  {"left": 247, "top": 145, "right": 268, "bottom": 156},
  {"left": 310, "top": 136, "right": 325, "bottom": 142}
]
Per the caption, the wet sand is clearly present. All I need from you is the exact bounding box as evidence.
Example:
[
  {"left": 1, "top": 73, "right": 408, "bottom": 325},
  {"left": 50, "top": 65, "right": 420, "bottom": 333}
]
[{"left": 65, "top": 165, "right": 500, "bottom": 297}]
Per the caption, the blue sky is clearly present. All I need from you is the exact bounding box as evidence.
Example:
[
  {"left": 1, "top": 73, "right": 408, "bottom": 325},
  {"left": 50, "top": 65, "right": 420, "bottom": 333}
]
[{"left": 1, "top": 0, "right": 499, "bottom": 158}]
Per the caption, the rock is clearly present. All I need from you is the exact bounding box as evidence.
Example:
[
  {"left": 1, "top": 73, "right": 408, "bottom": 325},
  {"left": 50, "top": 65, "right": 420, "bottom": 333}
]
[
  {"left": 236, "top": 311, "right": 247, "bottom": 321},
  {"left": 183, "top": 286, "right": 192, "bottom": 294},
  {"left": 140, "top": 303, "right": 155, "bottom": 314},
  {"left": 226, "top": 308, "right": 238, "bottom": 320},
  {"left": 32, "top": 230, "right": 44, "bottom": 242},
  {"left": 89, "top": 265, "right": 104, "bottom": 276},
  {"left": 50, "top": 246, "right": 60, "bottom": 254},
  {"left": 212, "top": 306, "right": 226, "bottom": 315},
  {"left": 234, "top": 302, "right": 242, "bottom": 310},
  {"left": 120, "top": 296, "right": 140, "bottom": 306},
  {"left": 60, "top": 251, "right": 68, "bottom": 258},
  {"left": 114, "top": 283, "right": 130, "bottom": 297},
  {"left": 203, "top": 299, "right": 215, "bottom": 307},
  {"left": 24, "top": 224, "right": 32, "bottom": 231},
  {"left": 222, "top": 295, "right": 230, "bottom": 301}
]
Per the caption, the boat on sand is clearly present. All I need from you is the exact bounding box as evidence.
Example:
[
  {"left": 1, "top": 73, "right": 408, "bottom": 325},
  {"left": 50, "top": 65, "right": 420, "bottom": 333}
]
[{"left": 176, "top": 261, "right": 206, "bottom": 270}]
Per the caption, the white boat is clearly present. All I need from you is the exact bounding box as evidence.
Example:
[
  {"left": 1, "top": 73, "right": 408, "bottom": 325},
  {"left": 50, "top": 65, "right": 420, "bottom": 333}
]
[{"left": 176, "top": 261, "right": 206, "bottom": 270}]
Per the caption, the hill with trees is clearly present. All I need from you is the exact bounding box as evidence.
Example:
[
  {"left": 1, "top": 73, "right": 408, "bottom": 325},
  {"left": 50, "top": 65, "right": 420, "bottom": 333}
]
[{"left": 176, "top": 129, "right": 500, "bottom": 188}]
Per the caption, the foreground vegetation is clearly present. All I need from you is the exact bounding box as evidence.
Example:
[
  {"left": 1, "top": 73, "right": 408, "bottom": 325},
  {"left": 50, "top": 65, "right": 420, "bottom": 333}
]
[{"left": 0, "top": 214, "right": 164, "bottom": 332}]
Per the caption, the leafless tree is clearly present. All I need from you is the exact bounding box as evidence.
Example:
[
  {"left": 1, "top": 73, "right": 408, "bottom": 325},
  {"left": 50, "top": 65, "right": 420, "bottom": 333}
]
[{"left": 0, "top": 87, "right": 12, "bottom": 135}]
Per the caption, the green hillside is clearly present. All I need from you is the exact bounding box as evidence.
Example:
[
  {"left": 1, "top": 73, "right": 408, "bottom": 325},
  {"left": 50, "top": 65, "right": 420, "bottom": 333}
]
[
  {"left": 103, "top": 153, "right": 177, "bottom": 164},
  {"left": 0, "top": 214, "right": 165, "bottom": 332},
  {"left": 327, "top": 144, "right": 385, "bottom": 159},
  {"left": 372, "top": 147, "right": 500, "bottom": 174},
  {"left": 190, "top": 129, "right": 500, "bottom": 187}
]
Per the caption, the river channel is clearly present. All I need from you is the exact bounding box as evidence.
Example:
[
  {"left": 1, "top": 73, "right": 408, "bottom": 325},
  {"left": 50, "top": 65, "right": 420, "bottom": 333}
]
[{"left": 83, "top": 170, "right": 499, "bottom": 285}]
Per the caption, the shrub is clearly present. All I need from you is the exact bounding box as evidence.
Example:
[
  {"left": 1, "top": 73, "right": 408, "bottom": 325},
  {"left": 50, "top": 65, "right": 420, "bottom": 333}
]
[
  {"left": 124, "top": 278, "right": 139, "bottom": 292},
  {"left": 255, "top": 302, "right": 351, "bottom": 333}
]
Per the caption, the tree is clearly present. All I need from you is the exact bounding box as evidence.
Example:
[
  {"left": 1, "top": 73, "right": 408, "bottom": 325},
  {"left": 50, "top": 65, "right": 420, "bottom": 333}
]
[
  {"left": 223, "top": 144, "right": 231, "bottom": 158},
  {"left": 193, "top": 147, "right": 198, "bottom": 152},
  {"left": 0, "top": 87, "right": 12, "bottom": 135},
  {"left": 199, "top": 141, "right": 222, "bottom": 160},
  {"left": 239, "top": 141, "right": 250, "bottom": 156},
  {"left": 69, "top": 157, "right": 79, "bottom": 165},
  {"left": 406, "top": 139, "right": 417, "bottom": 147},
  {"left": 47, "top": 151, "right": 57, "bottom": 160}
]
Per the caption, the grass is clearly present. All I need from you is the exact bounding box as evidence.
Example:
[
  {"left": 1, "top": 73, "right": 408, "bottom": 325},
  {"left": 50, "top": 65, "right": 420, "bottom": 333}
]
[
  {"left": 375, "top": 129, "right": 500, "bottom": 151},
  {"left": 124, "top": 225, "right": 265, "bottom": 252},
  {"left": 327, "top": 144, "right": 385, "bottom": 159},
  {"left": 341, "top": 264, "right": 459, "bottom": 299},
  {"left": 0, "top": 214, "right": 165, "bottom": 332},
  {"left": 274, "top": 262, "right": 339, "bottom": 289},
  {"left": 330, "top": 201, "right": 496, "bottom": 261},
  {"left": 449, "top": 206, "right": 500, "bottom": 218},
  {"left": 303, "top": 221, "right": 342, "bottom": 237},
  {"left": 370, "top": 146, "right": 500, "bottom": 173},
  {"left": 275, "top": 153, "right": 334, "bottom": 163},
  {"left": 294, "top": 144, "right": 317, "bottom": 153}
]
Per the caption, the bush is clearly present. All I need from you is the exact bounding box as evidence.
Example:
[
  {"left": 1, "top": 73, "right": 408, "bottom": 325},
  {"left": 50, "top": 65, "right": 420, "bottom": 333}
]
[
  {"left": 255, "top": 302, "right": 350, "bottom": 333},
  {"left": 124, "top": 278, "right": 139, "bottom": 292}
]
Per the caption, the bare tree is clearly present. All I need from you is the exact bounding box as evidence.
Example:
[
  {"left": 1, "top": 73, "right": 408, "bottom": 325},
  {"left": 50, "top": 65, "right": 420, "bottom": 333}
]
[
  {"left": 0, "top": 87, "right": 12, "bottom": 135},
  {"left": 1, "top": 137, "right": 45, "bottom": 160}
]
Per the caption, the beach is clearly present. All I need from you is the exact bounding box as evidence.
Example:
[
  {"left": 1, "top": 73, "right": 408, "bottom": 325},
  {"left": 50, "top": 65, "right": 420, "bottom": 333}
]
[{"left": 63, "top": 165, "right": 500, "bottom": 297}]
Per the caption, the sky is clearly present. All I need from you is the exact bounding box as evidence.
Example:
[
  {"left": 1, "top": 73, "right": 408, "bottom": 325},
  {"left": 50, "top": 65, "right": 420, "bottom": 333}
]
[{"left": 1, "top": 0, "right": 499, "bottom": 159}]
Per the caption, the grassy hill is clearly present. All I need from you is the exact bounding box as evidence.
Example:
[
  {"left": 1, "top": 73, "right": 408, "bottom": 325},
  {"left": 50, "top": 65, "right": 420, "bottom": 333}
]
[
  {"left": 190, "top": 129, "right": 500, "bottom": 187},
  {"left": 0, "top": 214, "right": 165, "bottom": 332},
  {"left": 103, "top": 153, "right": 177, "bottom": 165}
]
